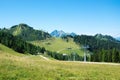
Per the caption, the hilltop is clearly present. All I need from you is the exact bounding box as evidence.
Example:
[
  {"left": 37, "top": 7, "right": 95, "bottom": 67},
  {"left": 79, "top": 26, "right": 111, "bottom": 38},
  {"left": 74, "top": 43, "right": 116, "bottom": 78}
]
[{"left": 2, "top": 23, "right": 51, "bottom": 41}]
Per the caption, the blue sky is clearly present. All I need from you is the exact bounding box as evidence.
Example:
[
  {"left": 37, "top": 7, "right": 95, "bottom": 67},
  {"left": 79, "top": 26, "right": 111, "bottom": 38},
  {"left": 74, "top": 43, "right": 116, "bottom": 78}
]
[{"left": 0, "top": 0, "right": 120, "bottom": 37}]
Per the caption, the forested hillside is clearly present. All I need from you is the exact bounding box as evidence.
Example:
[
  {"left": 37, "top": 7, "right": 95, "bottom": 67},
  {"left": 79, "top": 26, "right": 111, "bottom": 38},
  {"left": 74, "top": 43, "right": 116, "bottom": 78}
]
[
  {"left": 2, "top": 23, "right": 51, "bottom": 41},
  {"left": 74, "top": 35, "right": 120, "bottom": 63},
  {"left": 0, "top": 31, "right": 45, "bottom": 55}
]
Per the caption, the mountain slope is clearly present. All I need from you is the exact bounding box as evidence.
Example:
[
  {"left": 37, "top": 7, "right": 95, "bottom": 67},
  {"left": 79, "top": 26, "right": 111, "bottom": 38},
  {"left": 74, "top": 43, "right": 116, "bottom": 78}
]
[
  {"left": 9, "top": 23, "right": 51, "bottom": 41},
  {"left": 30, "top": 37, "right": 84, "bottom": 56},
  {"left": 74, "top": 34, "right": 120, "bottom": 62},
  {"left": 0, "top": 31, "right": 44, "bottom": 55}
]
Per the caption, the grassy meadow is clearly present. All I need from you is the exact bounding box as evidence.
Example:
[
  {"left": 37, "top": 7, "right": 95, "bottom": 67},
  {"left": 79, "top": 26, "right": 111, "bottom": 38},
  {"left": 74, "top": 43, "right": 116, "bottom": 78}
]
[
  {"left": 0, "top": 44, "right": 120, "bottom": 80},
  {"left": 31, "top": 38, "right": 84, "bottom": 56}
]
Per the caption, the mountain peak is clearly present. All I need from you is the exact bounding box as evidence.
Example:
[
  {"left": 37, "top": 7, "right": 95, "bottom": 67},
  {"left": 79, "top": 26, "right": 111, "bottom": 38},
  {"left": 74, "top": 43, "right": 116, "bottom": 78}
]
[
  {"left": 11, "top": 23, "right": 33, "bottom": 30},
  {"left": 50, "top": 30, "right": 65, "bottom": 37},
  {"left": 50, "top": 30, "right": 76, "bottom": 37},
  {"left": 19, "top": 23, "right": 33, "bottom": 29},
  {"left": 10, "top": 23, "right": 51, "bottom": 41}
]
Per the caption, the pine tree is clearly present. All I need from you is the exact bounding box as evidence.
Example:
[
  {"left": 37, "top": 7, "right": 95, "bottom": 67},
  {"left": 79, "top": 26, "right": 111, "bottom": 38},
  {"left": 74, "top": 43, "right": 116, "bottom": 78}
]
[{"left": 112, "top": 48, "right": 119, "bottom": 62}]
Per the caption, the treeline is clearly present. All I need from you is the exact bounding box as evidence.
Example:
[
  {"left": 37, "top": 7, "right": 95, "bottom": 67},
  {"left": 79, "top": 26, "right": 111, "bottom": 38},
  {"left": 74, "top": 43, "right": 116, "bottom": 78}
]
[
  {"left": 74, "top": 35, "right": 120, "bottom": 63},
  {"left": 0, "top": 31, "right": 45, "bottom": 55},
  {"left": 46, "top": 51, "right": 85, "bottom": 61},
  {"left": 91, "top": 48, "right": 120, "bottom": 63}
]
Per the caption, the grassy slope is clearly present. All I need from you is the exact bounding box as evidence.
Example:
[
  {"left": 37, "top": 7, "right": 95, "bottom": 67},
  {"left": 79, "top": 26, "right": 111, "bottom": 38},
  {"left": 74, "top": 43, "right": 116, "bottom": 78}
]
[
  {"left": 31, "top": 38, "right": 84, "bottom": 56},
  {"left": 12, "top": 26, "right": 22, "bottom": 36},
  {"left": 0, "top": 44, "right": 120, "bottom": 80}
]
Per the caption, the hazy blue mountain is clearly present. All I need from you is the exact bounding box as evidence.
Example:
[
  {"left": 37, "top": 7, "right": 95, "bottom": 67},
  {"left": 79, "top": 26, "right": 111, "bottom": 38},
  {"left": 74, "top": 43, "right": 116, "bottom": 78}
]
[
  {"left": 50, "top": 30, "right": 66, "bottom": 37},
  {"left": 50, "top": 30, "right": 77, "bottom": 37},
  {"left": 116, "top": 37, "right": 120, "bottom": 41},
  {"left": 70, "top": 32, "right": 76, "bottom": 37}
]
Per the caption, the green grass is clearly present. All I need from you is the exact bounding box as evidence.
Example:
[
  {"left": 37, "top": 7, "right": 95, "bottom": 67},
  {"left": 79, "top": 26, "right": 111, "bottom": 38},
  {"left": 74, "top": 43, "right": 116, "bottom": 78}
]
[
  {"left": 12, "top": 26, "right": 22, "bottom": 36},
  {"left": 31, "top": 38, "right": 84, "bottom": 56},
  {"left": 0, "top": 44, "right": 120, "bottom": 80}
]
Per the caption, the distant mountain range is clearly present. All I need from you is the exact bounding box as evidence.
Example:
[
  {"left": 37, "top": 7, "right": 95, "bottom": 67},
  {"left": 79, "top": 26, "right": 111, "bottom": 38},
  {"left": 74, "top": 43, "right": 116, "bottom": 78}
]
[
  {"left": 0, "top": 23, "right": 119, "bottom": 42},
  {"left": 50, "top": 30, "right": 77, "bottom": 37},
  {"left": 116, "top": 37, "right": 120, "bottom": 41}
]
